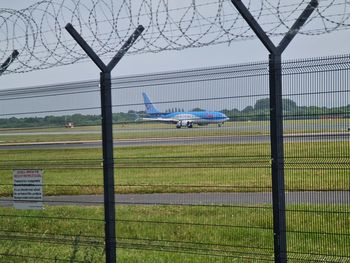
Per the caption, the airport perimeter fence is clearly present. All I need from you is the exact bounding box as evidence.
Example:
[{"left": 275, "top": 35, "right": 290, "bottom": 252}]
[{"left": 0, "top": 53, "right": 349, "bottom": 262}]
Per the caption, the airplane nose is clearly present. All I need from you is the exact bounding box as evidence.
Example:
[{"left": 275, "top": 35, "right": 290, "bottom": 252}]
[
  {"left": 220, "top": 113, "right": 229, "bottom": 121},
  {"left": 222, "top": 114, "right": 229, "bottom": 121}
]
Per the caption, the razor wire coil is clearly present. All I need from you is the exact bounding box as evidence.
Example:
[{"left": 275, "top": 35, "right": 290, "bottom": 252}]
[{"left": 1, "top": 0, "right": 350, "bottom": 74}]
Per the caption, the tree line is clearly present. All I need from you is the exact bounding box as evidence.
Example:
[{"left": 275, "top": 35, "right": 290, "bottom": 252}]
[
  {"left": 0, "top": 98, "right": 349, "bottom": 128},
  {"left": 222, "top": 98, "right": 350, "bottom": 121}
]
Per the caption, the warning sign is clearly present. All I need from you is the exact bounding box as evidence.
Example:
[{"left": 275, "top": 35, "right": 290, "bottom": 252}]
[{"left": 13, "top": 170, "right": 43, "bottom": 210}]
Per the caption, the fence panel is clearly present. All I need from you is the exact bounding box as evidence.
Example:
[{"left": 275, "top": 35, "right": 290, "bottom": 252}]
[
  {"left": 0, "top": 83, "right": 106, "bottom": 262},
  {"left": 0, "top": 54, "right": 349, "bottom": 262},
  {"left": 111, "top": 63, "right": 274, "bottom": 262},
  {"left": 282, "top": 55, "right": 350, "bottom": 262}
]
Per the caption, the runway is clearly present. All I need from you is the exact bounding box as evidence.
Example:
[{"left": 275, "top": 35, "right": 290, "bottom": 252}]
[
  {"left": 0, "top": 132, "right": 349, "bottom": 150},
  {"left": 0, "top": 191, "right": 349, "bottom": 207}
]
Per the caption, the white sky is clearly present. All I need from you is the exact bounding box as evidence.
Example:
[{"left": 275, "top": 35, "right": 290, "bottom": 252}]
[
  {"left": 1, "top": 1, "right": 350, "bottom": 90},
  {"left": 0, "top": 1, "right": 349, "bottom": 117},
  {"left": 1, "top": 29, "right": 349, "bottom": 90}
]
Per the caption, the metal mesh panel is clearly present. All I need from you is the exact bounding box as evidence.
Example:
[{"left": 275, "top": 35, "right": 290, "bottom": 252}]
[
  {"left": 282, "top": 54, "right": 350, "bottom": 262},
  {"left": 112, "top": 62, "right": 273, "bottom": 261},
  {"left": 0, "top": 81, "right": 106, "bottom": 261},
  {"left": 0, "top": 54, "right": 349, "bottom": 262}
]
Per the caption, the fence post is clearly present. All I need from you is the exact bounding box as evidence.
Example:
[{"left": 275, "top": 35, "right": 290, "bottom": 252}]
[
  {"left": 230, "top": 0, "right": 319, "bottom": 262},
  {"left": 0, "top": 50, "right": 19, "bottom": 76},
  {"left": 100, "top": 70, "right": 116, "bottom": 261},
  {"left": 65, "top": 24, "right": 144, "bottom": 263},
  {"left": 269, "top": 53, "right": 287, "bottom": 261}
]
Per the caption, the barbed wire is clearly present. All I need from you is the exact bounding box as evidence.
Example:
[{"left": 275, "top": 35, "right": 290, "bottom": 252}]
[{"left": 0, "top": 0, "right": 350, "bottom": 74}]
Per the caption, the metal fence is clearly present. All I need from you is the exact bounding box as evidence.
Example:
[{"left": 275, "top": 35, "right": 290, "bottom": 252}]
[
  {"left": 0, "top": 54, "right": 349, "bottom": 262},
  {"left": 282, "top": 55, "right": 350, "bottom": 262}
]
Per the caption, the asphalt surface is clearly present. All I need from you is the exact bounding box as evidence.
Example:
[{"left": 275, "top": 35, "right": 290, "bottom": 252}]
[
  {"left": 1, "top": 191, "right": 349, "bottom": 207},
  {"left": 0, "top": 132, "right": 349, "bottom": 150},
  {"left": 1, "top": 121, "right": 348, "bottom": 135}
]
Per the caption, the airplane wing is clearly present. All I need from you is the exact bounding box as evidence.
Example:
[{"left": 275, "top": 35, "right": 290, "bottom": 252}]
[{"left": 142, "top": 117, "right": 178, "bottom": 123}]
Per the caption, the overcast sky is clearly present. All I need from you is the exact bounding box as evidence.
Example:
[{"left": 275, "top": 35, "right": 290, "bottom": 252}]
[
  {"left": 1, "top": 30, "right": 349, "bottom": 89},
  {"left": 1, "top": 1, "right": 350, "bottom": 90},
  {"left": 0, "top": 1, "right": 349, "bottom": 117}
]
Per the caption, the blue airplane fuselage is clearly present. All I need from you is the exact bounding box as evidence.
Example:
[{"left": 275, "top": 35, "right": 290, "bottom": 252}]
[
  {"left": 160, "top": 111, "right": 228, "bottom": 124},
  {"left": 142, "top": 92, "right": 229, "bottom": 128}
]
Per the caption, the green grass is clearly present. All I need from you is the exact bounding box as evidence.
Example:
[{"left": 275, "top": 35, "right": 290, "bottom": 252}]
[
  {"left": 0, "top": 205, "right": 348, "bottom": 262},
  {"left": 0, "top": 120, "right": 348, "bottom": 262},
  {"left": 0, "top": 141, "right": 349, "bottom": 196},
  {"left": 0, "top": 122, "right": 261, "bottom": 144},
  {"left": 0, "top": 119, "right": 348, "bottom": 144}
]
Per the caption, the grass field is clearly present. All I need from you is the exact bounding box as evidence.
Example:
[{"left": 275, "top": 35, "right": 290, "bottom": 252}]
[
  {"left": 0, "top": 204, "right": 348, "bottom": 262},
  {"left": 0, "top": 120, "right": 349, "bottom": 262},
  {"left": 0, "top": 141, "right": 348, "bottom": 196},
  {"left": 0, "top": 119, "right": 348, "bottom": 143}
]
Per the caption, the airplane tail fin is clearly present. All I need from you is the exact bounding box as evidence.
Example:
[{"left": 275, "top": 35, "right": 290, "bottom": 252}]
[{"left": 142, "top": 92, "right": 161, "bottom": 115}]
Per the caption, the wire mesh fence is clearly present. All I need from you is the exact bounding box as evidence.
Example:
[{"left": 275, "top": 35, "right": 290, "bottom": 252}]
[
  {"left": 282, "top": 55, "right": 350, "bottom": 262},
  {"left": 0, "top": 53, "right": 349, "bottom": 262}
]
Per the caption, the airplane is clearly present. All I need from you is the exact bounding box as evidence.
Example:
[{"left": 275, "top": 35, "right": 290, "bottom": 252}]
[{"left": 141, "top": 92, "right": 229, "bottom": 128}]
